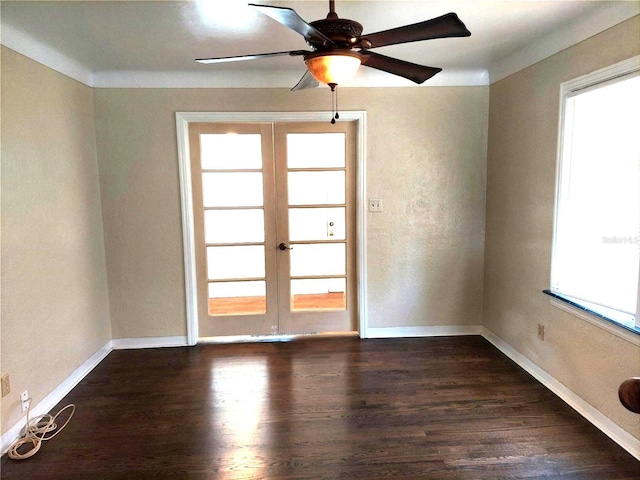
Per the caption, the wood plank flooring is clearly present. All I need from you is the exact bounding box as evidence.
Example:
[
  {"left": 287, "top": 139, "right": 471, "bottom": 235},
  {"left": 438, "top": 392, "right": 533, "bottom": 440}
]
[{"left": 1, "top": 336, "right": 638, "bottom": 479}]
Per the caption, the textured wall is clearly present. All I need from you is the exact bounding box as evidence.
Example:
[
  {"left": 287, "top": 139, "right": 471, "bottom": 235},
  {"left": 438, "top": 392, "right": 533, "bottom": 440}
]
[
  {"left": 484, "top": 16, "right": 640, "bottom": 440},
  {"left": 1, "top": 48, "right": 112, "bottom": 434},
  {"left": 93, "top": 86, "right": 489, "bottom": 338}
]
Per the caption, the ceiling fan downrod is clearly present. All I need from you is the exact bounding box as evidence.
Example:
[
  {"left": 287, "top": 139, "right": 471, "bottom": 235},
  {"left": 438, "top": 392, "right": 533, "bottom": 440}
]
[{"left": 328, "top": 0, "right": 337, "bottom": 19}]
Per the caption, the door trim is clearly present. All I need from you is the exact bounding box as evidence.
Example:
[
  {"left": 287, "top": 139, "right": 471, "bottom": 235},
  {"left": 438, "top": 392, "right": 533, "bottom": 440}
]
[{"left": 176, "top": 111, "right": 368, "bottom": 345}]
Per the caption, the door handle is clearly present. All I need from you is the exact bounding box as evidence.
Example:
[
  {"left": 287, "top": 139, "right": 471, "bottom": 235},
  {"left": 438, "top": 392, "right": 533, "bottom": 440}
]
[{"left": 278, "top": 243, "right": 293, "bottom": 251}]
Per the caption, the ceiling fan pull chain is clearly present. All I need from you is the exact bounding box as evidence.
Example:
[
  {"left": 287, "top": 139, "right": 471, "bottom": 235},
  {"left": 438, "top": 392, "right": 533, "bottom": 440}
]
[
  {"left": 335, "top": 87, "right": 340, "bottom": 121},
  {"left": 331, "top": 89, "right": 336, "bottom": 124},
  {"left": 330, "top": 83, "right": 337, "bottom": 124}
]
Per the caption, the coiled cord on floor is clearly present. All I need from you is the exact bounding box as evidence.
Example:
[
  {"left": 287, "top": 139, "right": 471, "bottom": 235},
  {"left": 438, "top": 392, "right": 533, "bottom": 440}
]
[{"left": 7, "top": 398, "right": 75, "bottom": 460}]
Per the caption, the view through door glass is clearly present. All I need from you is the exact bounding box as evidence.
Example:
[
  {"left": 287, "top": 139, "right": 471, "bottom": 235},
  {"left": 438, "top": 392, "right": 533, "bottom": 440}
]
[
  {"left": 189, "top": 121, "right": 356, "bottom": 338},
  {"left": 189, "top": 123, "right": 278, "bottom": 337},
  {"left": 288, "top": 134, "right": 346, "bottom": 311}
]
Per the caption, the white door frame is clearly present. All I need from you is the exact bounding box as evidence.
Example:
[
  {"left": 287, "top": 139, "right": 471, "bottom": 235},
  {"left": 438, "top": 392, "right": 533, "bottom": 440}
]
[{"left": 175, "top": 111, "right": 368, "bottom": 345}]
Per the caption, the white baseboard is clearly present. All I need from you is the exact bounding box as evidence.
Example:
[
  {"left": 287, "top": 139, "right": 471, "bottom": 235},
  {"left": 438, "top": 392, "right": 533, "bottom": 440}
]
[
  {"left": 365, "top": 325, "right": 483, "bottom": 338},
  {"left": 480, "top": 327, "right": 640, "bottom": 461},
  {"left": 111, "top": 336, "right": 188, "bottom": 350},
  {"left": 1, "top": 341, "right": 112, "bottom": 454}
]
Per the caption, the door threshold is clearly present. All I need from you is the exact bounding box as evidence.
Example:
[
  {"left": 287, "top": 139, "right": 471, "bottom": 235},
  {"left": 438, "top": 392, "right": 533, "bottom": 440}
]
[{"left": 198, "top": 331, "right": 359, "bottom": 345}]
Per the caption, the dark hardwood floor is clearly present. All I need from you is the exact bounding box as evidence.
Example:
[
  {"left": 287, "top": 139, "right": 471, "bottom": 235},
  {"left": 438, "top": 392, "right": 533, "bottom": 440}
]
[{"left": 1, "top": 336, "right": 638, "bottom": 479}]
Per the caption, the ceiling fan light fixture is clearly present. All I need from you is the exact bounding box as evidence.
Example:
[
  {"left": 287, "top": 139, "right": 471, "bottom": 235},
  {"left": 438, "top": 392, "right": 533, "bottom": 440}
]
[{"left": 304, "top": 52, "right": 362, "bottom": 86}]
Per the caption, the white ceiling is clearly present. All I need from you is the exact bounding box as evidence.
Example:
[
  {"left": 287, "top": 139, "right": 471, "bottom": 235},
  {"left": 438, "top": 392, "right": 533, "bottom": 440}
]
[{"left": 1, "top": 1, "right": 638, "bottom": 88}]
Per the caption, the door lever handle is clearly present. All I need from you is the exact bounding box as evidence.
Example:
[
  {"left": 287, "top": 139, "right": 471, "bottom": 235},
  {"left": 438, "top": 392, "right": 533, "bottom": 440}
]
[{"left": 278, "top": 243, "right": 293, "bottom": 251}]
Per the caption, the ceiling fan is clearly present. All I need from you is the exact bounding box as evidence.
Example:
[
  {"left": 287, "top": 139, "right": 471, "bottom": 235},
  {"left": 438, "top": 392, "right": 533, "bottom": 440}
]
[{"left": 197, "top": 1, "right": 470, "bottom": 120}]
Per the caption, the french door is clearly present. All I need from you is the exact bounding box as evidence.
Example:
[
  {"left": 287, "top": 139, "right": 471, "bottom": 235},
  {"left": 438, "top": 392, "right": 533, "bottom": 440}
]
[{"left": 189, "top": 121, "right": 356, "bottom": 337}]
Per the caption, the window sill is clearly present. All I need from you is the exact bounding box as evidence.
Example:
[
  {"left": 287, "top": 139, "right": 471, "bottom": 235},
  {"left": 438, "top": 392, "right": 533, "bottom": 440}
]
[{"left": 543, "top": 290, "right": 640, "bottom": 346}]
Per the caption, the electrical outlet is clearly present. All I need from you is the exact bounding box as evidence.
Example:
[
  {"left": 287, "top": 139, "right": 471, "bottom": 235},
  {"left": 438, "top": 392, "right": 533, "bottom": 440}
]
[
  {"left": 537, "top": 324, "right": 545, "bottom": 341},
  {"left": 20, "top": 390, "right": 30, "bottom": 413},
  {"left": 1, "top": 374, "right": 10, "bottom": 397},
  {"left": 369, "top": 198, "right": 383, "bottom": 212}
]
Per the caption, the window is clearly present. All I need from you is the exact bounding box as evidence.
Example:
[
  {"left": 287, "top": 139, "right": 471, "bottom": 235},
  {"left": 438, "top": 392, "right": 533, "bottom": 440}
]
[{"left": 547, "top": 56, "right": 640, "bottom": 336}]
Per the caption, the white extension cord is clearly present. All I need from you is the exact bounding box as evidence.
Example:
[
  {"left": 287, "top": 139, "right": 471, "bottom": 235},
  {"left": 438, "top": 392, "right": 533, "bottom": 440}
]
[{"left": 7, "top": 398, "right": 75, "bottom": 460}]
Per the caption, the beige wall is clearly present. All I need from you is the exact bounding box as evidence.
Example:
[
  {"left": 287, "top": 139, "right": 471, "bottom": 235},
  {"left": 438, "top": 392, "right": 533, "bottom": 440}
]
[
  {"left": 93, "top": 86, "right": 488, "bottom": 338},
  {"left": 484, "top": 16, "right": 640, "bottom": 440},
  {"left": 1, "top": 48, "right": 112, "bottom": 433}
]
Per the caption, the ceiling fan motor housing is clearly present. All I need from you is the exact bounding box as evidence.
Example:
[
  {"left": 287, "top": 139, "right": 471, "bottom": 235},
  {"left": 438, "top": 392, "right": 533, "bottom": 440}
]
[{"left": 309, "top": 18, "right": 365, "bottom": 48}]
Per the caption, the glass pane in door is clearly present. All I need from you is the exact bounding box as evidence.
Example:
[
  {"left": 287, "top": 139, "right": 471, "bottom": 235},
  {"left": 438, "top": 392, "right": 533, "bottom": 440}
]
[
  {"left": 289, "top": 207, "right": 345, "bottom": 241},
  {"left": 207, "top": 245, "right": 265, "bottom": 280},
  {"left": 208, "top": 281, "right": 266, "bottom": 316},
  {"left": 291, "top": 278, "right": 346, "bottom": 311},
  {"left": 202, "top": 172, "right": 264, "bottom": 207},
  {"left": 204, "top": 209, "right": 265, "bottom": 244},
  {"left": 290, "top": 243, "right": 346, "bottom": 277},
  {"left": 288, "top": 171, "right": 345, "bottom": 205},
  {"left": 287, "top": 133, "right": 346, "bottom": 168},
  {"left": 201, "top": 134, "right": 263, "bottom": 170}
]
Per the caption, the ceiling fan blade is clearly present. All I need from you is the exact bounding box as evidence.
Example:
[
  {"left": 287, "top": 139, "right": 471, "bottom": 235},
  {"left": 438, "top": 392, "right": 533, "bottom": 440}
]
[
  {"left": 196, "top": 50, "right": 308, "bottom": 64},
  {"left": 249, "top": 3, "right": 334, "bottom": 46},
  {"left": 361, "top": 12, "right": 470, "bottom": 49},
  {"left": 361, "top": 51, "right": 442, "bottom": 84},
  {"left": 291, "top": 70, "right": 320, "bottom": 91}
]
